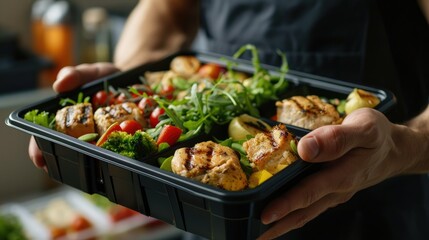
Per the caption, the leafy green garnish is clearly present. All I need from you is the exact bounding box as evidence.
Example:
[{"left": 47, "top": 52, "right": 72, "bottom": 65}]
[
  {"left": 232, "top": 44, "right": 289, "bottom": 106},
  {"left": 158, "top": 142, "right": 170, "bottom": 152},
  {"left": 59, "top": 92, "right": 90, "bottom": 106},
  {"left": 159, "top": 155, "right": 173, "bottom": 171},
  {"left": 336, "top": 100, "right": 346, "bottom": 116},
  {"left": 24, "top": 109, "right": 55, "bottom": 129},
  {"left": 141, "top": 45, "right": 290, "bottom": 145},
  {"left": 290, "top": 139, "right": 298, "bottom": 155}
]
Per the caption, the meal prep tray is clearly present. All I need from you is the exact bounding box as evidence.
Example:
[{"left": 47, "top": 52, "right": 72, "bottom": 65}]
[
  {"left": 0, "top": 186, "right": 180, "bottom": 239},
  {"left": 5, "top": 51, "right": 396, "bottom": 239}
]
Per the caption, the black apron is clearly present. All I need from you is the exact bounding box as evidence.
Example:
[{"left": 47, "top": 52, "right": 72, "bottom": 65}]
[{"left": 193, "top": 0, "right": 429, "bottom": 239}]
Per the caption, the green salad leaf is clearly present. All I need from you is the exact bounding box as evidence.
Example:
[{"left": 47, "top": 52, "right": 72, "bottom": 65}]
[
  {"left": 24, "top": 109, "right": 55, "bottom": 129},
  {"left": 146, "top": 44, "right": 290, "bottom": 142}
]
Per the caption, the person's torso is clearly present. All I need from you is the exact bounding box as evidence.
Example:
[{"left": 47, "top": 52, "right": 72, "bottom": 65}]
[
  {"left": 197, "top": 0, "right": 369, "bottom": 83},
  {"left": 194, "top": 1, "right": 429, "bottom": 239},
  {"left": 196, "top": 0, "right": 429, "bottom": 121}
]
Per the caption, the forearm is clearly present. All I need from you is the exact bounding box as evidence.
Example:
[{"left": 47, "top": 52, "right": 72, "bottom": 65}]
[
  {"left": 114, "top": 0, "right": 199, "bottom": 70},
  {"left": 406, "top": 104, "right": 429, "bottom": 134},
  {"left": 418, "top": 0, "right": 429, "bottom": 24},
  {"left": 397, "top": 105, "right": 429, "bottom": 174}
]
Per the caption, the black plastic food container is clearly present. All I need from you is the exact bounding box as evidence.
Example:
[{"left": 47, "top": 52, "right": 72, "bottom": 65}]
[{"left": 6, "top": 51, "right": 396, "bottom": 239}]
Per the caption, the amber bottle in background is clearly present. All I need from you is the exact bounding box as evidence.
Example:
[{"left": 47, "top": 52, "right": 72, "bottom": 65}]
[
  {"left": 38, "top": 0, "right": 76, "bottom": 88},
  {"left": 31, "top": 0, "right": 54, "bottom": 56},
  {"left": 80, "top": 7, "right": 111, "bottom": 63}
]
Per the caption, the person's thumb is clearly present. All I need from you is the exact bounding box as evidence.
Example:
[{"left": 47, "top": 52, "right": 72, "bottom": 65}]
[{"left": 297, "top": 124, "right": 366, "bottom": 163}]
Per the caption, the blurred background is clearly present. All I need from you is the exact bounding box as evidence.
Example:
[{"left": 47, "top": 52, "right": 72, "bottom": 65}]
[
  {"left": 0, "top": 0, "right": 135, "bottom": 205},
  {"left": 0, "top": 0, "right": 186, "bottom": 238}
]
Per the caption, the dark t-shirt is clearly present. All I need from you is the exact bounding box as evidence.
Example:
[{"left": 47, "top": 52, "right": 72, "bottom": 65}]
[
  {"left": 196, "top": 0, "right": 429, "bottom": 121},
  {"left": 194, "top": 0, "right": 429, "bottom": 239}
]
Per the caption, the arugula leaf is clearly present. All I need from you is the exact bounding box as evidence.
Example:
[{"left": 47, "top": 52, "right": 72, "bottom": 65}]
[
  {"left": 146, "top": 44, "right": 290, "bottom": 145},
  {"left": 59, "top": 92, "right": 90, "bottom": 106}
]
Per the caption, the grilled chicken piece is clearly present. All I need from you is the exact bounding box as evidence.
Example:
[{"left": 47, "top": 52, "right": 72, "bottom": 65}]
[
  {"left": 55, "top": 103, "right": 96, "bottom": 138},
  {"left": 94, "top": 102, "right": 146, "bottom": 135},
  {"left": 243, "top": 125, "right": 298, "bottom": 175},
  {"left": 170, "top": 56, "right": 201, "bottom": 77},
  {"left": 171, "top": 141, "right": 247, "bottom": 191},
  {"left": 276, "top": 95, "right": 343, "bottom": 130}
]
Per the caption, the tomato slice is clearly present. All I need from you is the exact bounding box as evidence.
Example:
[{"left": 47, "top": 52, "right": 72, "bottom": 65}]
[
  {"left": 160, "top": 84, "right": 175, "bottom": 99},
  {"left": 149, "top": 107, "right": 165, "bottom": 128},
  {"left": 156, "top": 125, "right": 183, "bottom": 146},
  {"left": 198, "top": 63, "right": 224, "bottom": 79},
  {"left": 120, "top": 120, "right": 143, "bottom": 135},
  {"left": 96, "top": 122, "right": 122, "bottom": 147}
]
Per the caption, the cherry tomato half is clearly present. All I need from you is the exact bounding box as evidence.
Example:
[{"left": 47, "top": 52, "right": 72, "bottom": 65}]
[
  {"left": 138, "top": 97, "right": 156, "bottom": 112},
  {"left": 160, "top": 84, "right": 175, "bottom": 100},
  {"left": 114, "top": 93, "right": 128, "bottom": 104},
  {"left": 120, "top": 120, "right": 143, "bottom": 135},
  {"left": 149, "top": 107, "right": 165, "bottom": 128},
  {"left": 156, "top": 125, "right": 183, "bottom": 146},
  {"left": 198, "top": 63, "right": 224, "bottom": 79},
  {"left": 92, "top": 90, "right": 115, "bottom": 108}
]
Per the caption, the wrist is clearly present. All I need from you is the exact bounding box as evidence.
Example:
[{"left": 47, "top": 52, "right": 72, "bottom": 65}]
[{"left": 394, "top": 124, "right": 429, "bottom": 175}]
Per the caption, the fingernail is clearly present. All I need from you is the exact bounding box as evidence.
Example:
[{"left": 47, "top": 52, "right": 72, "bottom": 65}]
[
  {"left": 56, "top": 67, "right": 72, "bottom": 81},
  {"left": 300, "top": 136, "right": 319, "bottom": 160},
  {"left": 264, "top": 213, "right": 278, "bottom": 225},
  {"left": 56, "top": 69, "right": 67, "bottom": 81}
]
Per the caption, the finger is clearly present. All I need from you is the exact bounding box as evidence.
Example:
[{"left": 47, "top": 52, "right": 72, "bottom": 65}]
[
  {"left": 258, "top": 192, "right": 351, "bottom": 240},
  {"left": 28, "top": 136, "right": 45, "bottom": 169},
  {"left": 297, "top": 122, "right": 373, "bottom": 163},
  {"left": 261, "top": 167, "right": 338, "bottom": 225},
  {"left": 53, "top": 62, "right": 119, "bottom": 93}
]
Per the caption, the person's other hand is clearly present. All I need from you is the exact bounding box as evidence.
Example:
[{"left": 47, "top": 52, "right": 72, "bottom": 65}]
[
  {"left": 258, "top": 108, "right": 415, "bottom": 239},
  {"left": 28, "top": 63, "right": 119, "bottom": 170}
]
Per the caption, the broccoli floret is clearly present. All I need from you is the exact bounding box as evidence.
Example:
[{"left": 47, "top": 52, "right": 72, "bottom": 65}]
[
  {"left": 137, "top": 130, "right": 158, "bottom": 156},
  {"left": 101, "top": 130, "right": 158, "bottom": 159}
]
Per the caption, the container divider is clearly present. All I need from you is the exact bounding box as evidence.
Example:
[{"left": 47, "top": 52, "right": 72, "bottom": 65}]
[
  {"left": 132, "top": 171, "right": 148, "bottom": 215},
  {"left": 165, "top": 186, "right": 186, "bottom": 230}
]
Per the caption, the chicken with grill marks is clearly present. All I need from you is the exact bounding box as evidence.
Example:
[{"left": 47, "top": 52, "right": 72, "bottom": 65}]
[
  {"left": 171, "top": 141, "right": 248, "bottom": 191},
  {"left": 276, "top": 95, "right": 343, "bottom": 130},
  {"left": 93, "top": 102, "right": 147, "bottom": 135},
  {"left": 55, "top": 103, "right": 96, "bottom": 138},
  {"left": 243, "top": 124, "right": 298, "bottom": 175}
]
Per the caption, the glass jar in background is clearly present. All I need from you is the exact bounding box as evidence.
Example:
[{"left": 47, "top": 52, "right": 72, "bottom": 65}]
[{"left": 80, "top": 7, "right": 111, "bottom": 63}]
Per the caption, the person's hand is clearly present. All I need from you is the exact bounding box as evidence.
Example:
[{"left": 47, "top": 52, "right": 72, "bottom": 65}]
[
  {"left": 28, "top": 63, "right": 119, "bottom": 170},
  {"left": 257, "top": 108, "right": 418, "bottom": 240}
]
